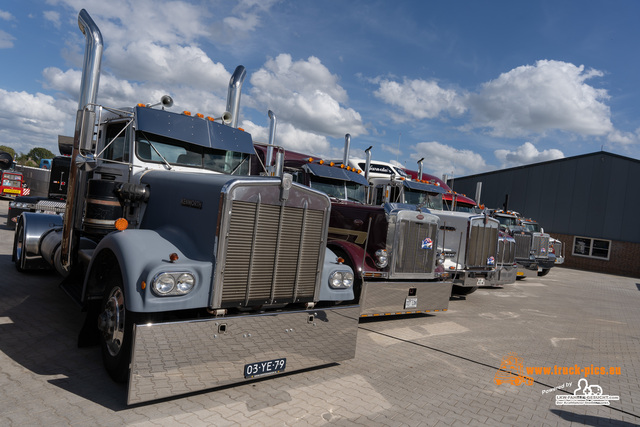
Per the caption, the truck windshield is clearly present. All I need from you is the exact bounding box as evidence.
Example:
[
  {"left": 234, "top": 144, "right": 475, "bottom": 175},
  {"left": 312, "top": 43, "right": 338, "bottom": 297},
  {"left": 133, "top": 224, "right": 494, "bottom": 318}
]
[
  {"left": 136, "top": 131, "right": 249, "bottom": 175},
  {"left": 404, "top": 189, "right": 443, "bottom": 210},
  {"left": 309, "top": 176, "right": 366, "bottom": 203},
  {"left": 454, "top": 204, "right": 475, "bottom": 213},
  {"left": 2, "top": 173, "right": 22, "bottom": 187},
  {"left": 522, "top": 222, "right": 541, "bottom": 232},
  {"left": 495, "top": 215, "right": 518, "bottom": 227}
]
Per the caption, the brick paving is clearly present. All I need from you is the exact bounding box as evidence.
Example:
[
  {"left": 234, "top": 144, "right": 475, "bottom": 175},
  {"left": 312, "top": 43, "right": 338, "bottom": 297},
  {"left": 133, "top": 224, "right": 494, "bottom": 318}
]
[{"left": 0, "top": 199, "right": 639, "bottom": 426}]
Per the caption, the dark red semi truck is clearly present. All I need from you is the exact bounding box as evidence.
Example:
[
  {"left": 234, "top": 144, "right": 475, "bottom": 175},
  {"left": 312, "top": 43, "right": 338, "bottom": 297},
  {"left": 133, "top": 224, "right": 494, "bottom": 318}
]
[{"left": 253, "top": 134, "right": 452, "bottom": 317}]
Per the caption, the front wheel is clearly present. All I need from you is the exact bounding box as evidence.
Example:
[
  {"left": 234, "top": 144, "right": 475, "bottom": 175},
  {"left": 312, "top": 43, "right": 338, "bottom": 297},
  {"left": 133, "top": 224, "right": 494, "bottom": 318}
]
[
  {"left": 537, "top": 268, "right": 550, "bottom": 277},
  {"left": 98, "top": 277, "right": 133, "bottom": 383}
]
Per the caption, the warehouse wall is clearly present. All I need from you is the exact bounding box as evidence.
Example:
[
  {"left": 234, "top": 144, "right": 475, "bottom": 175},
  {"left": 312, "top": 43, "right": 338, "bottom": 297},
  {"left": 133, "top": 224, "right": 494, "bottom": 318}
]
[{"left": 449, "top": 152, "right": 640, "bottom": 244}]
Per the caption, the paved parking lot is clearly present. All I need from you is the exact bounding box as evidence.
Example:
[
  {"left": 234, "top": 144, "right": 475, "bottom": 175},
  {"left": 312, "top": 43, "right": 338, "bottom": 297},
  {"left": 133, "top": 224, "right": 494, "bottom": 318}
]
[{"left": 0, "top": 199, "right": 639, "bottom": 426}]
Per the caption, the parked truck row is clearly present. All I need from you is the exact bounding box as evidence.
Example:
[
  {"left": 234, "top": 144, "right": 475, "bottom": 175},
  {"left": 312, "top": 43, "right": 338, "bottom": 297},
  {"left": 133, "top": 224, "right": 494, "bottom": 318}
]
[{"left": 6, "top": 8, "right": 561, "bottom": 406}]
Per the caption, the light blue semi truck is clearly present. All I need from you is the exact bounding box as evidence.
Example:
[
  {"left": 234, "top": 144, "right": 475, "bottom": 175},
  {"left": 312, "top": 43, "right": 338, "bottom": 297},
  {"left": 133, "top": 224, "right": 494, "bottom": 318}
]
[{"left": 12, "top": 9, "right": 358, "bottom": 405}]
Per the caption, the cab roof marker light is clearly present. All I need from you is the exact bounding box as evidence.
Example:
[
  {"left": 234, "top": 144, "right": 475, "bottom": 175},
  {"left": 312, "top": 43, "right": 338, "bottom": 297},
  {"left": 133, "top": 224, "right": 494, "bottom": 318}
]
[
  {"left": 196, "top": 113, "right": 204, "bottom": 118},
  {"left": 137, "top": 103, "right": 146, "bottom": 107},
  {"left": 183, "top": 110, "right": 192, "bottom": 116},
  {"left": 307, "top": 157, "right": 314, "bottom": 163},
  {"left": 206, "top": 116, "right": 215, "bottom": 121}
]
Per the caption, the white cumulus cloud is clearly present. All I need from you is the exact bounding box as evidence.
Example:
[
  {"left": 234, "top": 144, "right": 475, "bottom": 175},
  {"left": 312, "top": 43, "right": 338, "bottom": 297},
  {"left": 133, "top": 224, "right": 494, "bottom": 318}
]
[
  {"left": 468, "top": 60, "right": 613, "bottom": 138},
  {"left": 411, "top": 141, "right": 489, "bottom": 178},
  {"left": 374, "top": 78, "right": 467, "bottom": 123},
  {"left": 494, "top": 142, "right": 564, "bottom": 168},
  {"left": 249, "top": 54, "right": 366, "bottom": 138},
  {"left": 240, "top": 119, "right": 334, "bottom": 159}
]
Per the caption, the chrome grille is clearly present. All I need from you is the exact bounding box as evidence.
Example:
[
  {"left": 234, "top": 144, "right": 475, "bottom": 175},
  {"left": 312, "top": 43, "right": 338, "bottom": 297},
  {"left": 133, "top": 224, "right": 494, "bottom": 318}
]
[
  {"left": 497, "top": 238, "right": 516, "bottom": 265},
  {"left": 532, "top": 234, "right": 550, "bottom": 258},
  {"left": 466, "top": 219, "right": 498, "bottom": 268},
  {"left": 220, "top": 200, "right": 324, "bottom": 307},
  {"left": 553, "top": 240, "right": 562, "bottom": 257},
  {"left": 513, "top": 234, "right": 532, "bottom": 259},
  {"left": 391, "top": 220, "right": 437, "bottom": 276}
]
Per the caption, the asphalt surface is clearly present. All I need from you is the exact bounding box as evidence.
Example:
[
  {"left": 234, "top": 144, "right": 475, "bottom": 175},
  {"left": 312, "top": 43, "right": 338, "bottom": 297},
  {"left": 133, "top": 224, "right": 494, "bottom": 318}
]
[{"left": 0, "top": 198, "right": 639, "bottom": 426}]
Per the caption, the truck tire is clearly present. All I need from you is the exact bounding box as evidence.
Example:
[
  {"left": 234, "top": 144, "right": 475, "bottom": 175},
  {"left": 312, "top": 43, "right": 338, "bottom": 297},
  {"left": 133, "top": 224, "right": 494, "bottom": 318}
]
[
  {"left": 12, "top": 219, "right": 26, "bottom": 272},
  {"left": 537, "top": 269, "right": 550, "bottom": 277},
  {"left": 99, "top": 273, "right": 133, "bottom": 383}
]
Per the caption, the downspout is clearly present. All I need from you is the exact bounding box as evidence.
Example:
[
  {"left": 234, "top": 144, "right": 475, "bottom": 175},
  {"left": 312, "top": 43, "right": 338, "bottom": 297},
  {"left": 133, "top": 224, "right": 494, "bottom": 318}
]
[
  {"left": 60, "top": 9, "right": 103, "bottom": 271},
  {"left": 225, "top": 65, "right": 246, "bottom": 128}
]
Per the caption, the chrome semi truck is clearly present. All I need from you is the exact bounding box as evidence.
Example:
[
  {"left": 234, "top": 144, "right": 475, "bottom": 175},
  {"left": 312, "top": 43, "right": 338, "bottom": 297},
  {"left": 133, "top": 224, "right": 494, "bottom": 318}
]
[
  {"left": 12, "top": 9, "right": 358, "bottom": 405},
  {"left": 366, "top": 158, "right": 500, "bottom": 296},
  {"left": 254, "top": 134, "right": 452, "bottom": 317},
  {"left": 490, "top": 210, "right": 556, "bottom": 278}
]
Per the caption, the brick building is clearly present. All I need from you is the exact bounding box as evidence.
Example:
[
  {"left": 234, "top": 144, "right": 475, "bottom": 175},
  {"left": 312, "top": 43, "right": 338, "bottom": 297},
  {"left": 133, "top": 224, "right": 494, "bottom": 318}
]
[{"left": 447, "top": 151, "right": 640, "bottom": 277}]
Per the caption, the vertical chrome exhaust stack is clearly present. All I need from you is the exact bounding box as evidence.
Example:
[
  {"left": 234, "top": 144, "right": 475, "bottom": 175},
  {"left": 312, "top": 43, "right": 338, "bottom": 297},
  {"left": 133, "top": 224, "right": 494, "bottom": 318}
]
[
  {"left": 265, "top": 110, "right": 277, "bottom": 175},
  {"left": 364, "top": 146, "right": 373, "bottom": 181},
  {"left": 225, "top": 65, "right": 246, "bottom": 128},
  {"left": 342, "top": 134, "right": 351, "bottom": 166},
  {"left": 417, "top": 158, "right": 424, "bottom": 181},
  {"left": 60, "top": 9, "right": 103, "bottom": 272}
]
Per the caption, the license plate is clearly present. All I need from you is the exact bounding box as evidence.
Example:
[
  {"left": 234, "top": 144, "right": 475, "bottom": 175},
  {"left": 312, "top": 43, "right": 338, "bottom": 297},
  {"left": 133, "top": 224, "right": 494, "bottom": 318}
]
[
  {"left": 516, "top": 272, "right": 524, "bottom": 276},
  {"left": 244, "top": 358, "right": 286, "bottom": 378},
  {"left": 476, "top": 278, "right": 485, "bottom": 286},
  {"left": 405, "top": 297, "right": 418, "bottom": 309},
  {"left": 4, "top": 189, "right": 20, "bottom": 194}
]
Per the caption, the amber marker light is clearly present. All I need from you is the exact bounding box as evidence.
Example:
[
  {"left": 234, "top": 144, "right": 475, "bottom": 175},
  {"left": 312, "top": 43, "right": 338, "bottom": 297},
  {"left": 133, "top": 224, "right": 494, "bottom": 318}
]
[
  {"left": 170, "top": 253, "right": 179, "bottom": 262},
  {"left": 319, "top": 160, "right": 324, "bottom": 165},
  {"left": 141, "top": 281, "right": 147, "bottom": 290},
  {"left": 206, "top": 116, "right": 215, "bottom": 121},
  {"left": 238, "top": 127, "right": 245, "bottom": 132},
  {"left": 115, "top": 218, "right": 128, "bottom": 231},
  {"left": 307, "top": 157, "right": 314, "bottom": 163},
  {"left": 329, "top": 162, "right": 335, "bottom": 167},
  {"left": 337, "top": 257, "right": 345, "bottom": 264},
  {"left": 137, "top": 103, "right": 146, "bottom": 107},
  {"left": 196, "top": 113, "right": 204, "bottom": 118},
  {"left": 183, "top": 110, "right": 192, "bottom": 116}
]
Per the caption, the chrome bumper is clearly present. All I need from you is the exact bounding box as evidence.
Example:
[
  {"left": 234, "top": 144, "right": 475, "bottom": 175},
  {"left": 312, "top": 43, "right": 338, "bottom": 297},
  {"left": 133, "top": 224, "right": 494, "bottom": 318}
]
[
  {"left": 128, "top": 305, "right": 360, "bottom": 405},
  {"left": 486, "top": 265, "right": 517, "bottom": 287},
  {"left": 359, "top": 280, "right": 452, "bottom": 317}
]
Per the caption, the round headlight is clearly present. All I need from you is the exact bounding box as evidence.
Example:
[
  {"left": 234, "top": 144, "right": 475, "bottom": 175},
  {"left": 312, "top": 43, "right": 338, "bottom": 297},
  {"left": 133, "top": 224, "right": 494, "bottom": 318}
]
[
  {"left": 176, "top": 273, "right": 195, "bottom": 294},
  {"left": 342, "top": 271, "right": 354, "bottom": 288},
  {"left": 375, "top": 249, "right": 388, "bottom": 268},
  {"left": 154, "top": 273, "right": 175, "bottom": 294},
  {"left": 330, "top": 271, "right": 343, "bottom": 288}
]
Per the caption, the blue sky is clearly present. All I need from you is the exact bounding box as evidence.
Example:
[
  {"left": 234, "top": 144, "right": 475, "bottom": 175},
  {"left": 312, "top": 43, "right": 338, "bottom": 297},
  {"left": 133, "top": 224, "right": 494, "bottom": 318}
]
[{"left": 1, "top": 0, "right": 639, "bottom": 178}]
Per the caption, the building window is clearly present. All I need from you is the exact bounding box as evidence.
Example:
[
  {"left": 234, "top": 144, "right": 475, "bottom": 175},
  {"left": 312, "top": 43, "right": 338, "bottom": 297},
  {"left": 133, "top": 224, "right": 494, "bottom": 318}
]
[{"left": 572, "top": 236, "right": 611, "bottom": 261}]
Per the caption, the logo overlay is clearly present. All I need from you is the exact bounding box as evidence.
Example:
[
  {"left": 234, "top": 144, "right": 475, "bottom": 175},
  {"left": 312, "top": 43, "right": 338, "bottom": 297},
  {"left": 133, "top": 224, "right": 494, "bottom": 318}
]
[
  {"left": 555, "top": 378, "right": 620, "bottom": 406},
  {"left": 421, "top": 237, "right": 432, "bottom": 249},
  {"left": 495, "top": 353, "right": 622, "bottom": 406},
  {"left": 494, "top": 353, "right": 534, "bottom": 386}
]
